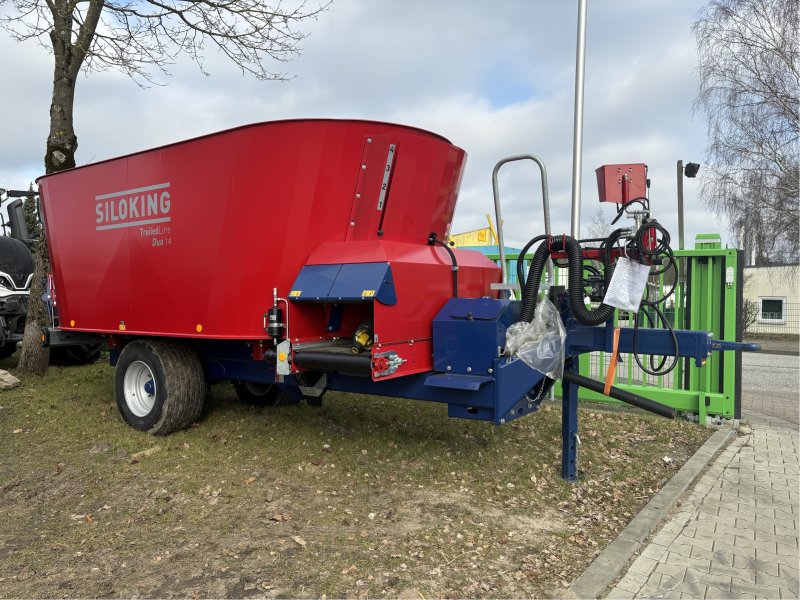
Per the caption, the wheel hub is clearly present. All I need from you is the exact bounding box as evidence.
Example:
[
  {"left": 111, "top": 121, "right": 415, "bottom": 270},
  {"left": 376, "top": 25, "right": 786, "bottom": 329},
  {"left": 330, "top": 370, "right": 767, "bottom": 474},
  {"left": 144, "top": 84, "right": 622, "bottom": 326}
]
[{"left": 124, "top": 360, "right": 157, "bottom": 417}]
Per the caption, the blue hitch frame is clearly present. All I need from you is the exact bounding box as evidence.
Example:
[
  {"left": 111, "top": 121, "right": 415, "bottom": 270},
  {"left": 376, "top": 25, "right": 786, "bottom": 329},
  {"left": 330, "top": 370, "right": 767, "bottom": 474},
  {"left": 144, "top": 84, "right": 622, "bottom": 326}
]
[
  {"left": 556, "top": 310, "right": 759, "bottom": 481},
  {"left": 426, "top": 296, "right": 760, "bottom": 482}
]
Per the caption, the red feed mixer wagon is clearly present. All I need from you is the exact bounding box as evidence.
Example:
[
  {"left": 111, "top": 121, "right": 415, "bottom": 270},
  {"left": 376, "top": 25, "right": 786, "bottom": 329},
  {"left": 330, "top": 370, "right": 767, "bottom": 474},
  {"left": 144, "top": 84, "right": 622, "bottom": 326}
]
[{"left": 38, "top": 118, "right": 757, "bottom": 481}]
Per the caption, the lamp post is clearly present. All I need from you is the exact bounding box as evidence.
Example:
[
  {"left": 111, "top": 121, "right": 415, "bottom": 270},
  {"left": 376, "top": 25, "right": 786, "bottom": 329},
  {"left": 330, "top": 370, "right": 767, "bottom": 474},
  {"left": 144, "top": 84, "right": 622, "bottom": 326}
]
[
  {"left": 570, "top": 0, "right": 588, "bottom": 239},
  {"left": 676, "top": 159, "right": 700, "bottom": 312},
  {"left": 676, "top": 160, "right": 700, "bottom": 251}
]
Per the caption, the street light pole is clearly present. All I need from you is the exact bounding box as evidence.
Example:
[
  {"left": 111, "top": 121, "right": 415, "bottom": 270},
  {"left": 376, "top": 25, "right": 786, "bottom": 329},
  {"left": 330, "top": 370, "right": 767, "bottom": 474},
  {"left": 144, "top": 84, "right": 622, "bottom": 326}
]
[
  {"left": 677, "top": 161, "right": 700, "bottom": 252},
  {"left": 570, "top": 0, "right": 588, "bottom": 239}
]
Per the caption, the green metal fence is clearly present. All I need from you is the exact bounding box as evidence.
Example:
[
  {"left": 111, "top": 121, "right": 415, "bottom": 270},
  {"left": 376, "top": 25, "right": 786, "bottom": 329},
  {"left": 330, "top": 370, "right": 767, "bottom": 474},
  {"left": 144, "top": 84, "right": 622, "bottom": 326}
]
[{"left": 486, "top": 234, "right": 743, "bottom": 424}]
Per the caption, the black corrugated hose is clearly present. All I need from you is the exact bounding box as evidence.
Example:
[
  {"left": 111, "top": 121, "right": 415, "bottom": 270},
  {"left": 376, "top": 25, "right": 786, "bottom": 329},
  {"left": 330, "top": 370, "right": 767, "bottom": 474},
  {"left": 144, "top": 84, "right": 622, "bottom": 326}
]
[
  {"left": 517, "top": 224, "right": 681, "bottom": 378},
  {"left": 562, "top": 236, "right": 616, "bottom": 325},
  {"left": 516, "top": 234, "right": 549, "bottom": 289},
  {"left": 519, "top": 232, "right": 624, "bottom": 326},
  {"left": 519, "top": 241, "right": 551, "bottom": 322}
]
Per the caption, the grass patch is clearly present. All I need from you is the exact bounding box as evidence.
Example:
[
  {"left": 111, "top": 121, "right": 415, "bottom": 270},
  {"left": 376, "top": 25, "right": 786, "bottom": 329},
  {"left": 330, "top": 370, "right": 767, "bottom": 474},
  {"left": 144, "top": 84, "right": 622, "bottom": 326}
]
[{"left": 0, "top": 355, "right": 712, "bottom": 598}]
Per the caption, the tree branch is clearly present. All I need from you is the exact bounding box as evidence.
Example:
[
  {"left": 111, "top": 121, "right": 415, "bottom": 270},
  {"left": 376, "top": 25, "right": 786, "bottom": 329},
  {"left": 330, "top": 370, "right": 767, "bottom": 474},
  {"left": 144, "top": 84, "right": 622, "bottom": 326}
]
[{"left": 693, "top": 0, "right": 799, "bottom": 263}]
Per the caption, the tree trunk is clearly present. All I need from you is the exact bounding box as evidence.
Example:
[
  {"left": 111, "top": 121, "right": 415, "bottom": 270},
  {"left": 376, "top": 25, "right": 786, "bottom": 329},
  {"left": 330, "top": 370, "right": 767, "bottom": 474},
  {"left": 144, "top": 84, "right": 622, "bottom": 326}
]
[
  {"left": 17, "top": 0, "right": 103, "bottom": 376},
  {"left": 16, "top": 238, "right": 51, "bottom": 375},
  {"left": 16, "top": 8, "right": 80, "bottom": 376}
]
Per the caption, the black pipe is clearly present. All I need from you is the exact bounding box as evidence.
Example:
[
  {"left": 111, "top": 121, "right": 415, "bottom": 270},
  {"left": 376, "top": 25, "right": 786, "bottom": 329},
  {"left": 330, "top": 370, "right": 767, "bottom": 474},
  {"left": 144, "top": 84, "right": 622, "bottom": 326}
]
[
  {"left": 294, "top": 351, "right": 372, "bottom": 374},
  {"left": 562, "top": 370, "right": 676, "bottom": 419},
  {"left": 279, "top": 350, "right": 372, "bottom": 376}
]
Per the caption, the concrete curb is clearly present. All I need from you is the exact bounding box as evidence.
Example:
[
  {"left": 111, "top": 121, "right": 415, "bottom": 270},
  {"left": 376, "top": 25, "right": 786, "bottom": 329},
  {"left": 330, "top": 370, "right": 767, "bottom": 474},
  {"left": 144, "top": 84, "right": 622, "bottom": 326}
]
[{"left": 568, "top": 426, "right": 736, "bottom": 599}]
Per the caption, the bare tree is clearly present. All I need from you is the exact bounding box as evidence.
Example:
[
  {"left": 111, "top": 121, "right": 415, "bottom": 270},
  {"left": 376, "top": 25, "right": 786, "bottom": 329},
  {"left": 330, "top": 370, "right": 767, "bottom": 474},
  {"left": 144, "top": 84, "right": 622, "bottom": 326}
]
[
  {"left": 0, "top": 0, "right": 328, "bottom": 375},
  {"left": 585, "top": 207, "right": 611, "bottom": 244},
  {"left": 741, "top": 298, "right": 760, "bottom": 335},
  {"left": 693, "top": 0, "right": 799, "bottom": 266},
  {"left": 740, "top": 271, "right": 761, "bottom": 336}
]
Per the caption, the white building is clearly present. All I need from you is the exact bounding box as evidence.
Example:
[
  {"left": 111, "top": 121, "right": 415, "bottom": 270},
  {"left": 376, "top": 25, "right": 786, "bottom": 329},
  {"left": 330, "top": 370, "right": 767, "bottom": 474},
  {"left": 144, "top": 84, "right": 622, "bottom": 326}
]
[{"left": 743, "top": 264, "right": 799, "bottom": 336}]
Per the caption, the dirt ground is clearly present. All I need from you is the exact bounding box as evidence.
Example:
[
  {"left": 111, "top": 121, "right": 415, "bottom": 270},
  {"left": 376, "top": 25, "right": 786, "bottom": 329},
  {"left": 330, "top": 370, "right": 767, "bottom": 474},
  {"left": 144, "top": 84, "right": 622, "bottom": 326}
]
[{"left": 0, "top": 360, "right": 712, "bottom": 598}]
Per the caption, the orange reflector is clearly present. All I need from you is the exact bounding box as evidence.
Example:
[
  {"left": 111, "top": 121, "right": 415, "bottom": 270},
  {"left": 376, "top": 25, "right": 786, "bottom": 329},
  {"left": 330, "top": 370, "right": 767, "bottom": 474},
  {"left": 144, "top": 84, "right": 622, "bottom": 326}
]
[
  {"left": 278, "top": 352, "right": 287, "bottom": 361},
  {"left": 119, "top": 322, "right": 126, "bottom": 331},
  {"left": 69, "top": 319, "right": 75, "bottom": 327},
  {"left": 196, "top": 324, "right": 203, "bottom": 333}
]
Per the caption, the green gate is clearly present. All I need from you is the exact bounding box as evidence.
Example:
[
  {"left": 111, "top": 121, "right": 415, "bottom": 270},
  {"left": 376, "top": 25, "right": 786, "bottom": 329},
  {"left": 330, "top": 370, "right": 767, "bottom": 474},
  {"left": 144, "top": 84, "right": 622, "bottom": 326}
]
[{"left": 487, "top": 234, "right": 744, "bottom": 424}]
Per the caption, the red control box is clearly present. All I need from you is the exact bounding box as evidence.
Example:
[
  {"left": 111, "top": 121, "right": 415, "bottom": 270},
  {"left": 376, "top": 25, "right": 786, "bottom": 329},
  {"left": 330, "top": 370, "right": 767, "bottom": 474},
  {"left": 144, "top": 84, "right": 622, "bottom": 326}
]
[{"left": 595, "top": 163, "right": 648, "bottom": 204}]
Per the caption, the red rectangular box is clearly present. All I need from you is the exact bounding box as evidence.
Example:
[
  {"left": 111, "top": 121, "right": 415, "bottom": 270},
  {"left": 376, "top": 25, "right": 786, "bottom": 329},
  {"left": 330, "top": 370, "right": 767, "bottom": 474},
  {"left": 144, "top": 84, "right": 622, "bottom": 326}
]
[{"left": 595, "top": 163, "right": 647, "bottom": 204}]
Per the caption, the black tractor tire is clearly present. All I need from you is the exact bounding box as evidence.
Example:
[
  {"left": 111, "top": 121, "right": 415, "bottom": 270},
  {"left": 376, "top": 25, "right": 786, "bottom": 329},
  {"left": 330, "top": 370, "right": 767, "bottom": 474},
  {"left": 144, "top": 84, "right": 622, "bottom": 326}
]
[
  {"left": 50, "top": 343, "right": 103, "bottom": 366},
  {"left": 233, "top": 381, "right": 287, "bottom": 407},
  {"left": 115, "top": 339, "right": 205, "bottom": 435},
  {"left": 0, "top": 342, "right": 18, "bottom": 360}
]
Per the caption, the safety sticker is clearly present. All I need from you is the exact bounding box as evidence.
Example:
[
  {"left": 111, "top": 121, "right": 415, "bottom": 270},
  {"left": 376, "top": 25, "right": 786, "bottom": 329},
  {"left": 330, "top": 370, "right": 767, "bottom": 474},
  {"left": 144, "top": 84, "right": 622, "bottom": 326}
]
[
  {"left": 289, "top": 290, "right": 302, "bottom": 297},
  {"left": 361, "top": 290, "right": 376, "bottom": 297}
]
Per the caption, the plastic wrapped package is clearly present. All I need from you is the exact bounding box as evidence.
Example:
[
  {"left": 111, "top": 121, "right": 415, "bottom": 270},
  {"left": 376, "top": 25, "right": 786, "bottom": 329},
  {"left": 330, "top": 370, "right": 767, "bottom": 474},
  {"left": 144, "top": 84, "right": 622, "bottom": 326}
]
[{"left": 505, "top": 296, "right": 566, "bottom": 380}]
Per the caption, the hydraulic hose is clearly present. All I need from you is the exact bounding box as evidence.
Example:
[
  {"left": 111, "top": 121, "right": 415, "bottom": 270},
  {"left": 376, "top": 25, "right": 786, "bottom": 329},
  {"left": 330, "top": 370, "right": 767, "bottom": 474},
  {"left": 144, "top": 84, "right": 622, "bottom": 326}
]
[
  {"left": 599, "top": 228, "right": 627, "bottom": 283},
  {"left": 519, "top": 234, "right": 616, "bottom": 326},
  {"left": 428, "top": 233, "right": 458, "bottom": 297},
  {"left": 516, "top": 234, "right": 549, "bottom": 289},
  {"left": 630, "top": 224, "right": 680, "bottom": 377},
  {"left": 635, "top": 219, "right": 670, "bottom": 257}
]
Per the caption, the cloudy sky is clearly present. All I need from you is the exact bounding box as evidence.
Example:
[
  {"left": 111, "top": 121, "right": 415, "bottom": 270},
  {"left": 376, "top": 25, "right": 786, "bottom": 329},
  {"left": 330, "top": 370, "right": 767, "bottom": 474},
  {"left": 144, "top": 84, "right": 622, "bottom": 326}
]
[{"left": 0, "top": 0, "right": 726, "bottom": 250}]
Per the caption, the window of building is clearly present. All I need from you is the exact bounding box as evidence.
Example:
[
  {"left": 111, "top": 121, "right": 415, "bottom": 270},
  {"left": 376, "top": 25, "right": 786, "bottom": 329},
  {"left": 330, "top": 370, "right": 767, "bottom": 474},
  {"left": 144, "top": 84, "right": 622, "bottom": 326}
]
[{"left": 758, "top": 297, "right": 785, "bottom": 323}]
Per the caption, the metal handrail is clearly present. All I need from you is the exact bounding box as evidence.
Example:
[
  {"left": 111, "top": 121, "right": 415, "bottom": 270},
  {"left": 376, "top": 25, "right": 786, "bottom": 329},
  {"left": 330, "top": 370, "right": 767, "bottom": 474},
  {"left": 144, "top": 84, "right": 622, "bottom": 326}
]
[{"left": 491, "top": 154, "right": 553, "bottom": 293}]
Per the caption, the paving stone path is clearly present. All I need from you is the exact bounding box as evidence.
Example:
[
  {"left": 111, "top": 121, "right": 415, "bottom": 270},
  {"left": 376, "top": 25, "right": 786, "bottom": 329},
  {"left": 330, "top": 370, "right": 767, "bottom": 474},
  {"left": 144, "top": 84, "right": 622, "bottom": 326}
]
[{"left": 607, "top": 396, "right": 799, "bottom": 599}]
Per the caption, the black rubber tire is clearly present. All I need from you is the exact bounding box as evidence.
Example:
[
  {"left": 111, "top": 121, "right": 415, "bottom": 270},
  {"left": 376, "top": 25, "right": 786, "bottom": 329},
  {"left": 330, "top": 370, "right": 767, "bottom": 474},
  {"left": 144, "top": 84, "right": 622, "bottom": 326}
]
[
  {"left": 233, "top": 381, "right": 286, "bottom": 407},
  {"left": 115, "top": 339, "right": 205, "bottom": 435},
  {"left": 0, "top": 342, "right": 18, "bottom": 360},
  {"left": 50, "top": 343, "right": 103, "bottom": 366}
]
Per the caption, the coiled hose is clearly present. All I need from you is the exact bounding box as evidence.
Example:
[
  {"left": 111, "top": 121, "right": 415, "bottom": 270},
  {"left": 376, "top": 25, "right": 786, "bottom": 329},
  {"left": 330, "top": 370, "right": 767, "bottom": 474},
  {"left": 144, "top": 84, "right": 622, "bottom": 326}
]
[{"left": 519, "top": 234, "right": 619, "bottom": 326}]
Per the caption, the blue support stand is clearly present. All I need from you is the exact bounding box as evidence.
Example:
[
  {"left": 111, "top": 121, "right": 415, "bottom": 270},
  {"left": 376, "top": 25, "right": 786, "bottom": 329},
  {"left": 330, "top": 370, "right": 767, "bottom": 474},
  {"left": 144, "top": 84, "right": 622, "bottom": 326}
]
[{"left": 561, "top": 359, "right": 579, "bottom": 482}]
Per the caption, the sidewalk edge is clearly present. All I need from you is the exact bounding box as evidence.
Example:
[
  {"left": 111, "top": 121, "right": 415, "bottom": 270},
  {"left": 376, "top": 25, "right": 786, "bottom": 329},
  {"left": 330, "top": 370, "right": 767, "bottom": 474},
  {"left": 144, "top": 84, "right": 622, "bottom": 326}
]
[{"left": 568, "top": 427, "right": 736, "bottom": 599}]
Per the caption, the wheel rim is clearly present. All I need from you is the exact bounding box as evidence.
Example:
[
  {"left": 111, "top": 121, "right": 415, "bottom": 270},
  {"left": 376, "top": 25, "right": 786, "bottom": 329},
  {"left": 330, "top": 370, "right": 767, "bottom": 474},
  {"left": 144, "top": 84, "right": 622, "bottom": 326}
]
[{"left": 124, "top": 360, "right": 157, "bottom": 417}]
